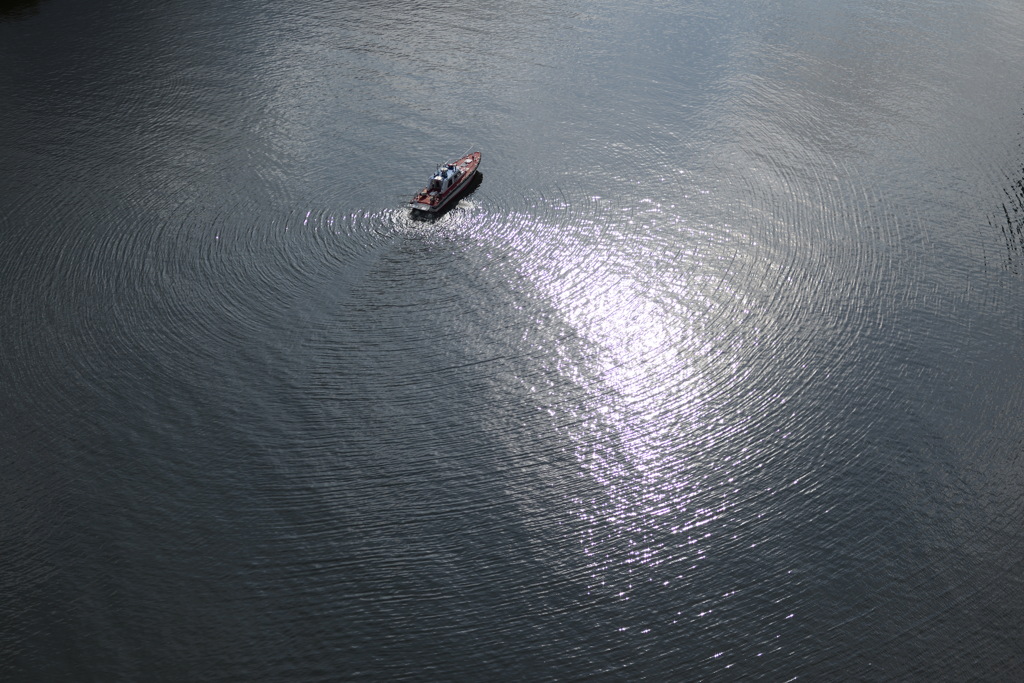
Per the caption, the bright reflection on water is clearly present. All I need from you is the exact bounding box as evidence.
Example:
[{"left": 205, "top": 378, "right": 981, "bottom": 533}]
[{"left": 494, "top": 189, "right": 773, "bottom": 619}]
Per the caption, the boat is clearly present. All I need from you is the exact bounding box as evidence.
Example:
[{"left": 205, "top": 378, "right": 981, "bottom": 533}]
[{"left": 409, "top": 151, "right": 481, "bottom": 213}]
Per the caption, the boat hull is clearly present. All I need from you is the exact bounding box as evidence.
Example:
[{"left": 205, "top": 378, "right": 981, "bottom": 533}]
[{"left": 410, "top": 151, "right": 481, "bottom": 213}]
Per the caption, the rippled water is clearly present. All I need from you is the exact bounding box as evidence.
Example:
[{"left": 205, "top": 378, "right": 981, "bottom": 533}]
[{"left": 3, "top": 0, "right": 1024, "bottom": 679}]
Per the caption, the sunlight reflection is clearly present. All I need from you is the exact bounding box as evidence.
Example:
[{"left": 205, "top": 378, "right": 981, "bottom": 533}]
[{"left": 516, "top": 210, "right": 749, "bottom": 589}]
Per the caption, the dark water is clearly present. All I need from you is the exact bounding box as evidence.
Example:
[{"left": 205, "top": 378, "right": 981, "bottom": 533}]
[{"left": 3, "top": 0, "right": 1024, "bottom": 679}]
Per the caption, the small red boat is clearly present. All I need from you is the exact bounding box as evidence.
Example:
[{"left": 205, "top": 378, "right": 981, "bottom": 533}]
[{"left": 410, "top": 151, "right": 481, "bottom": 213}]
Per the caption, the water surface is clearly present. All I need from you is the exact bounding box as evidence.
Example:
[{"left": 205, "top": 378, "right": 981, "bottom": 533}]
[{"left": 2, "top": 0, "right": 1024, "bottom": 679}]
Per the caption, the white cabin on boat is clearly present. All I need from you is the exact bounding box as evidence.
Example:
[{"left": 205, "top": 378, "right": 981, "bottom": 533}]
[{"left": 429, "top": 164, "right": 460, "bottom": 193}]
